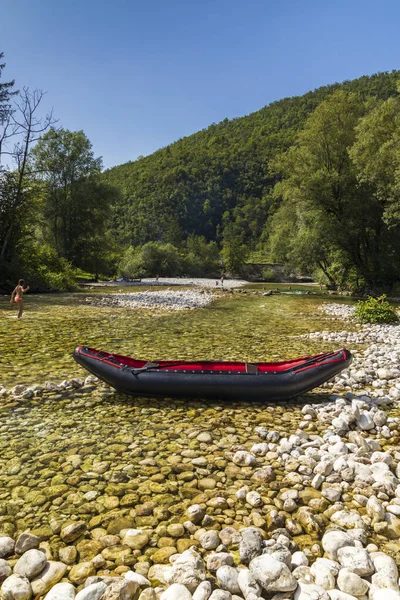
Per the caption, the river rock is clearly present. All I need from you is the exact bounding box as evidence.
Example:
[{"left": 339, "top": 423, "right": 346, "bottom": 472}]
[
  {"left": 60, "top": 521, "right": 86, "bottom": 543},
  {"left": 187, "top": 506, "right": 205, "bottom": 525},
  {"left": 160, "top": 583, "right": 193, "bottom": 600},
  {"left": 30, "top": 561, "right": 68, "bottom": 596},
  {"left": 239, "top": 528, "right": 263, "bottom": 564},
  {"left": 321, "top": 529, "right": 354, "bottom": 560},
  {"left": 310, "top": 562, "right": 335, "bottom": 590},
  {"left": 169, "top": 548, "right": 206, "bottom": 593},
  {"left": 337, "top": 568, "right": 369, "bottom": 596},
  {"left": 207, "top": 553, "right": 234, "bottom": 572},
  {"left": 328, "top": 591, "right": 361, "bottom": 600},
  {"left": 15, "top": 533, "right": 40, "bottom": 555},
  {"left": 294, "top": 580, "right": 329, "bottom": 600},
  {"left": 199, "top": 531, "right": 220, "bottom": 551},
  {"left": 122, "top": 530, "right": 150, "bottom": 550},
  {"left": 100, "top": 579, "right": 139, "bottom": 599},
  {"left": 233, "top": 452, "right": 256, "bottom": 467},
  {"left": 370, "top": 552, "right": 399, "bottom": 588},
  {"left": 249, "top": 554, "right": 297, "bottom": 592},
  {"left": 237, "top": 568, "right": 261, "bottom": 599},
  {"left": 192, "top": 581, "right": 212, "bottom": 600},
  {"left": 0, "top": 558, "right": 12, "bottom": 581},
  {"left": 14, "top": 549, "right": 48, "bottom": 579},
  {"left": 337, "top": 547, "right": 374, "bottom": 576},
  {"left": 329, "top": 511, "right": 365, "bottom": 530},
  {"left": 148, "top": 565, "right": 173, "bottom": 586},
  {"left": 125, "top": 571, "right": 151, "bottom": 587},
  {"left": 216, "top": 566, "right": 241, "bottom": 595},
  {"left": 0, "top": 537, "right": 15, "bottom": 558},
  {"left": 44, "top": 582, "right": 76, "bottom": 599},
  {"left": 69, "top": 562, "right": 96, "bottom": 585},
  {"left": 75, "top": 581, "right": 107, "bottom": 600},
  {"left": 1, "top": 574, "right": 32, "bottom": 600},
  {"left": 219, "top": 528, "right": 242, "bottom": 548}
]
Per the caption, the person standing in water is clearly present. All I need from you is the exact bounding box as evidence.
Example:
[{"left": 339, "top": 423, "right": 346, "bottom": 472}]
[{"left": 10, "top": 279, "right": 30, "bottom": 319}]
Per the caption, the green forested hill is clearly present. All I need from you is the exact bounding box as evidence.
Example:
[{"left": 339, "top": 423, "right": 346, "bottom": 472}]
[{"left": 102, "top": 71, "right": 400, "bottom": 254}]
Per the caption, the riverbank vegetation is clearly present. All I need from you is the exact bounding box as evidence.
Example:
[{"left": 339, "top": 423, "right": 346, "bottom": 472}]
[{"left": 1, "top": 50, "right": 400, "bottom": 292}]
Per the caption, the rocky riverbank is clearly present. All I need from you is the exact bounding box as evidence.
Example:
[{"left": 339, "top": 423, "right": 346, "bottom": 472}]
[
  {"left": 1, "top": 302, "right": 400, "bottom": 599},
  {"left": 85, "top": 290, "right": 216, "bottom": 310}
]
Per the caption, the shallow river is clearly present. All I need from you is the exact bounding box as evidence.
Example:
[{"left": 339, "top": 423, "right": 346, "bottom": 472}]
[{"left": 0, "top": 288, "right": 359, "bottom": 545}]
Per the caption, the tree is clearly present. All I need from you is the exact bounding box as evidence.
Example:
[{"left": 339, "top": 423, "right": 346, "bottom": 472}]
[
  {"left": 0, "top": 51, "right": 18, "bottom": 158},
  {"left": 265, "top": 90, "right": 397, "bottom": 289},
  {"left": 31, "top": 128, "right": 112, "bottom": 268},
  {"left": 350, "top": 95, "right": 400, "bottom": 225},
  {"left": 0, "top": 88, "right": 55, "bottom": 262}
]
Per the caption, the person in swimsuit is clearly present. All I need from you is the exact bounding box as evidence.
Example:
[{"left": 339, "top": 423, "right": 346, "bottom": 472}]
[{"left": 10, "top": 279, "right": 30, "bottom": 319}]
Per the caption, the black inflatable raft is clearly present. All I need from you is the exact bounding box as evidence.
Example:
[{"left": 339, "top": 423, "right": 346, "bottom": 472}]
[{"left": 73, "top": 346, "right": 352, "bottom": 401}]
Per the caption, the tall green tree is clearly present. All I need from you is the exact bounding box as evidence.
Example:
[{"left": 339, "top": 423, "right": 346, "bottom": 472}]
[
  {"left": 266, "top": 91, "right": 398, "bottom": 288},
  {"left": 31, "top": 128, "right": 118, "bottom": 272},
  {"left": 350, "top": 95, "right": 400, "bottom": 225}
]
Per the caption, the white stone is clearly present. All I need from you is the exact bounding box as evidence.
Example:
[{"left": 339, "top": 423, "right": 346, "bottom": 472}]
[
  {"left": 125, "top": 570, "right": 151, "bottom": 586},
  {"left": 251, "top": 443, "right": 268, "bottom": 456},
  {"left": 192, "top": 581, "right": 212, "bottom": 600},
  {"left": 337, "top": 547, "right": 374, "bottom": 576},
  {"left": 0, "top": 537, "right": 15, "bottom": 559},
  {"left": 330, "top": 510, "right": 365, "bottom": 530},
  {"left": 14, "top": 549, "right": 48, "bottom": 580},
  {"left": 148, "top": 565, "right": 173, "bottom": 586},
  {"left": 232, "top": 452, "right": 256, "bottom": 467},
  {"left": 357, "top": 412, "right": 374, "bottom": 430},
  {"left": 366, "top": 496, "right": 385, "bottom": 522},
  {"left": 1, "top": 574, "right": 32, "bottom": 600},
  {"left": 249, "top": 554, "right": 297, "bottom": 592},
  {"left": 369, "top": 588, "right": 400, "bottom": 600},
  {"left": 0, "top": 558, "right": 12, "bottom": 580},
  {"left": 169, "top": 548, "right": 206, "bottom": 593},
  {"left": 199, "top": 531, "right": 220, "bottom": 551},
  {"left": 160, "top": 584, "right": 193, "bottom": 600},
  {"left": 310, "top": 563, "right": 335, "bottom": 590},
  {"left": 76, "top": 582, "right": 107, "bottom": 600},
  {"left": 216, "top": 566, "right": 241, "bottom": 595},
  {"left": 186, "top": 506, "right": 205, "bottom": 524},
  {"left": 236, "top": 487, "right": 249, "bottom": 501},
  {"left": 327, "top": 591, "right": 359, "bottom": 600},
  {"left": 294, "top": 580, "right": 329, "bottom": 600},
  {"left": 337, "top": 568, "right": 369, "bottom": 596},
  {"left": 237, "top": 568, "right": 262, "bottom": 599},
  {"left": 44, "top": 582, "right": 76, "bottom": 599},
  {"left": 208, "top": 592, "right": 231, "bottom": 600},
  {"left": 291, "top": 552, "right": 309, "bottom": 568},
  {"left": 370, "top": 552, "right": 398, "bottom": 589},
  {"left": 246, "top": 492, "right": 262, "bottom": 507},
  {"left": 321, "top": 530, "right": 355, "bottom": 560}
]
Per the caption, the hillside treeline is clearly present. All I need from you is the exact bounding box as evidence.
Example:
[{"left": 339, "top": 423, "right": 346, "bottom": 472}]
[
  {"left": 1, "top": 49, "right": 399, "bottom": 291},
  {"left": 103, "top": 70, "right": 400, "bottom": 291}
]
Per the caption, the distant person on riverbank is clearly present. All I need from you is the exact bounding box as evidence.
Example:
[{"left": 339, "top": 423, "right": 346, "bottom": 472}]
[
  {"left": 10, "top": 279, "right": 30, "bottom": 319},
  {"left": 220, "top": 275, "right": 225, "bottom": 287}
]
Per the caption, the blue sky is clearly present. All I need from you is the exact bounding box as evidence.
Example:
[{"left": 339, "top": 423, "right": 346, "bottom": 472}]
[{"left": 1, "top": 0, "right": 399, "bottom": 169}]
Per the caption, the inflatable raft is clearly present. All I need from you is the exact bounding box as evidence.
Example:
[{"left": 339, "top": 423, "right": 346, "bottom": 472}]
[{"left": 73, "top": 346, "right": 352, "bottom": 401}]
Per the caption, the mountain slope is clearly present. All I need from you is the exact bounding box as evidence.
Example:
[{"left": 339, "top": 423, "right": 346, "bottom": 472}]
[{"left": 102, "top": 70, "right": 400, "bottom": 249}]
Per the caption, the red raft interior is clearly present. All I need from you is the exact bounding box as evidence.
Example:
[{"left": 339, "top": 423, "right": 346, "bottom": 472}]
[{"left": 82, "top": 347, "right": 344, "bottom": 374}]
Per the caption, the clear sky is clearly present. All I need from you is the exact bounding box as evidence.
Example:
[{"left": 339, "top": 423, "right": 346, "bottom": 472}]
[{"left": 1, "top": 0, "right": 399, "bottom": 169}]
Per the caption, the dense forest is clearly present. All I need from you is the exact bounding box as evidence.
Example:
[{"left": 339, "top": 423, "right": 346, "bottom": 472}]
[{"left": 1, "top": 50, "right": 400, "bottom": 291}]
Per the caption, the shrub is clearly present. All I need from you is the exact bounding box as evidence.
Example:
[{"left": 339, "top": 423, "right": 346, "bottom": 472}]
[
  {"left": 262, "top": 267, "right": 276, "bottom": 281},
  {"left": 354, "top": 295, "right": 399, "bottom": 324},
  {"left": 118, "top": 242, "right": 183, "bottom": 278}
]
